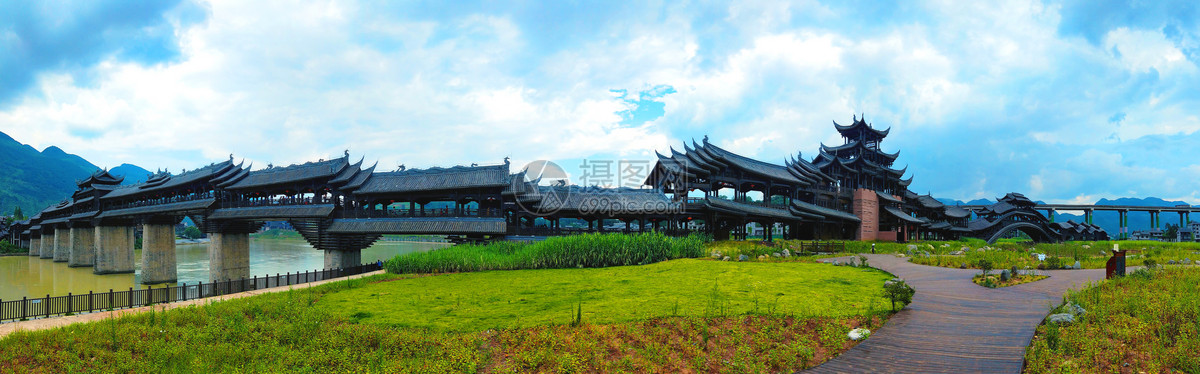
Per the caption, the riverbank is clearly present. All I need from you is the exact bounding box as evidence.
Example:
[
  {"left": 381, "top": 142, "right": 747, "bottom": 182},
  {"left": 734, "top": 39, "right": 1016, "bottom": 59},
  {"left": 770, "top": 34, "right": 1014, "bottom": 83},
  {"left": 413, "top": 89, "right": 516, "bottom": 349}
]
[
  {"left": 0, "top": 270, "right": 385, "bottom": 338},
  {"left": 0, "top": 259, "right": 896, "bottom": 372}
]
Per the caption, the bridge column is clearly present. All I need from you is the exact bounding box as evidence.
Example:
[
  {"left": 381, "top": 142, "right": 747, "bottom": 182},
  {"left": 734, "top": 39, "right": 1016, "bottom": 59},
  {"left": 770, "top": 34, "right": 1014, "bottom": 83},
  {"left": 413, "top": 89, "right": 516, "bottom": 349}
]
[
  {"left": 28, "top": 235, "right": 40, "bottom": 256},
  {"left": 1047, "top": 209, "right": 1055, "bottom": 222},
  {"left": 67, "top": 226, "right": 95, "bottom": 267},
  {"left": 1084, "top": 209, "right": 1093, "bottom": 225},
  {"left": 209, "top": 232, "right": 250, "bottom": 282},
  {"left": 1180, "top": 212, "right": 1186, "bottom": 227},
  {"left": 1118, "top": 210, "right": 1127, "bottom": 240},
  {"left": 141, "top": 223, "right": 178, "bottom": 284},
  {"left": 324, "top": 249, "right": 361, "bottom": 270},
  {"left": 94, "top": 225, "right": 135, "bottom": 274},
  {"left": 1152, "top": 211, "right": 1160, "bottom": 229},
  {"left": 53, "top": 227, "right": 70, "bottom": 262},
  {"left": 39, "top": 231, "right": 55, "bottom": 259}
]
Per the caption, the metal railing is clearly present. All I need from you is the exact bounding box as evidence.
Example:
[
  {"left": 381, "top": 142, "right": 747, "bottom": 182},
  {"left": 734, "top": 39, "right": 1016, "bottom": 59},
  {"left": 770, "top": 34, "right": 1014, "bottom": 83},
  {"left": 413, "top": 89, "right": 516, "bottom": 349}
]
[
  {"left": 789, "top": 241, "right": 847, "bottom": 254},
  {"left": 0, "top": 263, "right": 382, "bottom": 323}
]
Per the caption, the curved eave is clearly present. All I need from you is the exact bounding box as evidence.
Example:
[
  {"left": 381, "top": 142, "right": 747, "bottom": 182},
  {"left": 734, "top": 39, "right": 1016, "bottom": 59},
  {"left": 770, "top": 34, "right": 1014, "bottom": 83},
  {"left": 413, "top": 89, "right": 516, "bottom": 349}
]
[
  {"left": 682, "top": 143, "right": 720, "bottom": 172},
  {"left": 691, "top": 141, "right": 729, "bottom": 169}
]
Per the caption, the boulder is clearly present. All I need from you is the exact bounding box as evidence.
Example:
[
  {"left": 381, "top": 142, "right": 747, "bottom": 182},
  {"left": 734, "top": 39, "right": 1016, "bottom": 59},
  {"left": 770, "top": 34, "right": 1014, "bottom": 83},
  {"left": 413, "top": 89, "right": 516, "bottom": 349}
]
[
  {"left": 949, "top": 250, "right": 964, "bottom": 255},
  {"left": 1082, "top": 244, "right": 1091, "bottom": 249},
  {"left": 772, "top": 252, "right": 782, "bottom": 258},
  {"left": 1010, "top": 266, "right": 1019, "bottom": 276},
  {"left": 711, "top": 253, "right": 722, "bottom": 259},
  {"left": 781, "top": 249, "right": 791, "bottom": 257},
  {"left": 1046, "top": 313, "right": 1075, "bottom": 325},
  {"left": 848, "top": 328, "right": 871, "bottom": 341},
  {"left": 738, "top": 254, "right": 748, "bottom": 262},
  {"left": 1073, "top": 260, "right": 1081, "bottom": 270},
  {"left": 1000, "top": 269, "right": 1011, "bottom": 282},
  {"left": 1068, "top": 303, "right": 1087, "bottom": 317},
  {"left": 976, "top": 248, "right": 985, "bottom": 252},
  {"left": 907, "top": 245, "right": 918, "bottom": 251},
  {"left": 722, "top": 256, "right": 730, "bottom": 261},
  {"left": 1184, "top": 259, "right": 1193, "bottom": 265},
  {"left": 959, "top": 263, "right": 967, "bottom": 269},
  {"left": 1169, "top": 260, "right": 1178, "bottom": 265}
]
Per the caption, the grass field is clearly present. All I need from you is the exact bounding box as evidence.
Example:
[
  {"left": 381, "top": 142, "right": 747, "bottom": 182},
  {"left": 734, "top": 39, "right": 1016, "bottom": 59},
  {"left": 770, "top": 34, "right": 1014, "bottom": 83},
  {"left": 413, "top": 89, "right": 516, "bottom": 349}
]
[
  {"left": 0, "top": 258, "right": 896, "bottom": 372},
  {"left": 1024, "top": 267, "right": 1200, "bottom": 372},
  {"left": 863, "top": 239, "right": 1200, "bottom": 270}
]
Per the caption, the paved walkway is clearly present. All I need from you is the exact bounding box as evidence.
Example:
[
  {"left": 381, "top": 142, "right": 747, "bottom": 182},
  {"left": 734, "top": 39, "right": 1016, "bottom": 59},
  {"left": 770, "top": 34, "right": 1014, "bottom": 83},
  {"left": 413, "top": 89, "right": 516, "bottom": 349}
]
[
  {"left": 806, "top": 254, "right": 1105, "bottom": 373},
  {"left": 0, "top": 270, "right": 385, "bottom": 338}
]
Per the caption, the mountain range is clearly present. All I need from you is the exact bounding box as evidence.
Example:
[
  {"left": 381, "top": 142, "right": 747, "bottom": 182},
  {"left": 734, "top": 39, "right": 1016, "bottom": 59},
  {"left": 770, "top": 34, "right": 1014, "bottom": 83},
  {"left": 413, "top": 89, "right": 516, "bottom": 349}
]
[
  {"left": 0, "top": 131, "right": 150, "bottom": 218},
  {"left": 936, "top": 196, "right": 1195, "bottom": 237}
]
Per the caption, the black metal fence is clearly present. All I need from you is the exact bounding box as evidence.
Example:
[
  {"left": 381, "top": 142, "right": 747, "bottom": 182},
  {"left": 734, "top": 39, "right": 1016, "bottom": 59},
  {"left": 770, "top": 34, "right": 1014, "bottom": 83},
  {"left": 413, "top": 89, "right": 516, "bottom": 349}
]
[
  {"left": 790, "top": 241, "right": 847, "bottom": 253},
  {"left": 0, "top": 263, "right": 382, "bottom": 323}
]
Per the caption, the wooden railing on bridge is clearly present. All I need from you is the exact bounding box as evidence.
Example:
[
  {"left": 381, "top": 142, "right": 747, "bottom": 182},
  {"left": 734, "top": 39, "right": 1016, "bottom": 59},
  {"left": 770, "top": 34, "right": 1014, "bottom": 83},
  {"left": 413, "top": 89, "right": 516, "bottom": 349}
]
[{"left": 0, "top": 263, "right": 382, "bottom": 323}]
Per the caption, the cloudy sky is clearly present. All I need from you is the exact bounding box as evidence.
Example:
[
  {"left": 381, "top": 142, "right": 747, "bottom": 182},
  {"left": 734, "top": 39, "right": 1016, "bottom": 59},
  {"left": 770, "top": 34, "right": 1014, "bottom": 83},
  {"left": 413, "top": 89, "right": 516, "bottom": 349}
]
[{"left": 2, "top": 0, "right": 1198, "bottom": 204}]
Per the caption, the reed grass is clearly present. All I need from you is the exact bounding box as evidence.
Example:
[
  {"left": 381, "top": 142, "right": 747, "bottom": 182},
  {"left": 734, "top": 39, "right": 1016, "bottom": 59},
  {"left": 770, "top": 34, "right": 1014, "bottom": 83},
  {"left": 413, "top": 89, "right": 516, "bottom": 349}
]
[{"left": 384, "top": 232, "right": 707, "bottom": 274}]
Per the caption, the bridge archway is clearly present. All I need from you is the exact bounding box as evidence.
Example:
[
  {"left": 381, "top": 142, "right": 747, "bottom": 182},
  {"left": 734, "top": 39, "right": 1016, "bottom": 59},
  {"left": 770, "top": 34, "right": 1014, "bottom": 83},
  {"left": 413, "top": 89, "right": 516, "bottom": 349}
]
[{"left": 985, "top": 222, "right": 1056, "bottom": 244}]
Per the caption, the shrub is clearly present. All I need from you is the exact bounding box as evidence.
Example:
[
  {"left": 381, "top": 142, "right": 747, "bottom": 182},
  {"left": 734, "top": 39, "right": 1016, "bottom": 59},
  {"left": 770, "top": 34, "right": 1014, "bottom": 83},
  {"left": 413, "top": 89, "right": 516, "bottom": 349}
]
[
  {"left": 1143, "top": 258, "right": 1157, "bottom": 269},
  {"left": 1044, "top": 256, "right": 1062, "bottom": 270}
]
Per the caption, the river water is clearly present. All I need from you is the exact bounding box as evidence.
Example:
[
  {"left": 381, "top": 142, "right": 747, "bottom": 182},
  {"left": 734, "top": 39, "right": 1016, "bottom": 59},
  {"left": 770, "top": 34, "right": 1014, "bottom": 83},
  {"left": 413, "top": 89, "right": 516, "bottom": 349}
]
[{"left": 0, "top": 239, "right": 447, "bottom": 301}]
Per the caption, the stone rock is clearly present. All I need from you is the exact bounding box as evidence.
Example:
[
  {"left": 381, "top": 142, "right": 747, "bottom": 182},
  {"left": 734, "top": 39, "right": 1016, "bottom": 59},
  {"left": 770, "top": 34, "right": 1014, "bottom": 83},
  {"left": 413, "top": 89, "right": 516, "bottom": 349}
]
[
  {"left": 1010, "top": 266, "right": 1019, "bottom": 275},
  {"left": 738, "top": 254, "right": 748, "bottom": 262},
  {"left": 1068, "top": 303, "right": 1087, "bottom": 317},
  {"left": 1169, "top": 260, "right": 1178, "bottom": 265},
  {"left": 1000, "top": 269, "right": 1011, "bottom": 282},
  {"left": 949, "top": 250, "right": 964, "bottom": 255},
  {"left": 942, "top": 243, "right": 950, "bottom": 248},
  {"left": 848, "top": 328, "right": 871, "bottom": 341},
  {"left": 757, "top": 255, "right": 766, "bottom": 260},
  {"left": 907, "top": 245, "right": 918, "bottom": 251},
  {"left": 897, "top": 254, "right": 906, "bottom": 258},
  {"left": 1073, "top": 261, "right": 1081, "bottom": 270},
  {"left": 831, "top": 260, "right": 839, "bottom": 266},
  {"left": 976, "top": 248, "right": 985, "bottom": 252},
  {"left": 959, "top": 263, "right": 967, "bottom": 269},
  {"left": 772, "top": 252, "right": 782, "bottom": 258},
  {"left": 711, "top": 253, "right": 722, "bottom": 259},
  {"left": 781, "top": 249, "right": 791, "bottom": 257},
  {"left": 722, "top": 256, "right": 730, "bottom": 261},
  {"left": 1082, "top": 244, "right": 1091, "bottom": 249},
  {"left": 1047, "top": 313, "right": 1075, "bottom": 325}
]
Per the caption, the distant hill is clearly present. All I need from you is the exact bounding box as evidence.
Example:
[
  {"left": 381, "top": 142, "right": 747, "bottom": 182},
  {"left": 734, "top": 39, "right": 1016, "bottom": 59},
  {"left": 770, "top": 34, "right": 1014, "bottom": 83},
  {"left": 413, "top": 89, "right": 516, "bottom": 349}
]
[
  {"left": 0, "top": 131, "right": 149, "bottom": 217},
  {"left": 936, "top": 198, "right": 995, "bottom": 206},
  {"left": 109, "top": 163, "right": 152, "bottom": 185}
]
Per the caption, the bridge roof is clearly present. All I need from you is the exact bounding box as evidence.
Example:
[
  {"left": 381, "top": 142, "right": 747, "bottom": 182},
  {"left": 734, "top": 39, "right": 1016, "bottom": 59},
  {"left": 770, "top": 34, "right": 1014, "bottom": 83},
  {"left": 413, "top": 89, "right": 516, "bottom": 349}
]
[
  {"left": 883, "top": 206, "right": 924, "bottom": 224},
  {"left": 223, "top": 157, "right": 349, "bottom": 190},
  {"left": 704, "top": 197, "right": 796, "bottom": 220},
  {"left": 793, "top": 200, "right": 861, "bottom": 222},
  {"left": 352, "top": 164, "right": 510, "bottom": 195},
  {"left": 102, "top": 160, "right": 239, "bottom": 200},
  {"left": 697, "top": 139, "right": 806, "bottom": 185}
]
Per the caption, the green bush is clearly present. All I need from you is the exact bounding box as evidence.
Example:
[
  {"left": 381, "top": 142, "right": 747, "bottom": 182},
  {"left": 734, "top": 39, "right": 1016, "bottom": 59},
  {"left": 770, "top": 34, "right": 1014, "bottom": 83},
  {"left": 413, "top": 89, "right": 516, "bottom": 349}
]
[
  {"left": 384, "top": 232, "right": 708, "bottom": 274},
  {"left": 0, "top": 240, "right": 24, "bottom": 254},
  {"left": 1044, "top": 256, "right": 1062, "bottom": 270}
]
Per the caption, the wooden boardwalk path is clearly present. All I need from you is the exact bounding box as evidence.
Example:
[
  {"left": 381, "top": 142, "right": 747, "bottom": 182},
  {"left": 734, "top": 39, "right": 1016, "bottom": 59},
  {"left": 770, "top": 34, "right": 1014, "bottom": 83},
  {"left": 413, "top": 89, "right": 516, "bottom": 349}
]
[{"left": 807, "top": 254, "right": 1105, "bottom": 373}]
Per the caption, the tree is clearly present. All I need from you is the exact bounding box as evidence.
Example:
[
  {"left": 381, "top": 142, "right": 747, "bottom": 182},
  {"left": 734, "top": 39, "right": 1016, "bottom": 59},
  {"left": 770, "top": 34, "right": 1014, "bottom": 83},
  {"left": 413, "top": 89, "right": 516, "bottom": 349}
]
[
  {"left": 977, "top": 259, "right": 994, "bottom": 276},
  {"left": 883, "top": 279, "right": 915, "bottom": 312},
  {"left": 181, "top": 226, "right": 203, "bottom": 239},
  {"left": 11, "top": 206, "right": 24, "bottom": 221},
  {"left": 1164, "top": 223, "right": 1179, "bottom": 241}
]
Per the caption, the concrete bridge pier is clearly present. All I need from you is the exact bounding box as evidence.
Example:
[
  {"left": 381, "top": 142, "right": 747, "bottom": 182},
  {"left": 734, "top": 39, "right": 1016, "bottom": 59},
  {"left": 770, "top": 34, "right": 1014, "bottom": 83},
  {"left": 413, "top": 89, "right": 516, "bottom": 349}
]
[
  {"left": 53, "top": 228, "right": 70, "bottom": 262},
  {"left": 28, "top": 236, "right": 40, "bottom": 256},
  {"left": 67, "top": 226, "right": 95, "bottom": 267},
  {"left": 1084, "top": 209, "right": 1093, "bottom": 225},
  {"left": 39, "top": 232, "right": 54, "bottom": 259},
  {"left": 94, "top": 225, "right": 135, "bottom": 274},
  {"left": 324, "top": 249, "right": 362, "bottom": 270},
  {"left": 142, "top": 222, "right": 178, "bottom": 284},
  {"left": 1119, "top": 210, "right": 1128, "bottom": 240},
  {"left": 209, "top": 232, "right": 250, "bottom": 282}
]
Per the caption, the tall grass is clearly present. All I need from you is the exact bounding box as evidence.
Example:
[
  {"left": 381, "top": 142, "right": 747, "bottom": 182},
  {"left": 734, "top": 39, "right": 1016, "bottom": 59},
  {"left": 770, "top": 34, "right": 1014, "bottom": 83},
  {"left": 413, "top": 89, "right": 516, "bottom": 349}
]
[
  {"left": 384, "top": 232, "right": 707, "bottom": 274},
  {"left": 0, "top": 240, "right": 24, "bottom": 254},
  {"left": 1025, "top": 267, "right": 1200, "bottom": 372}
]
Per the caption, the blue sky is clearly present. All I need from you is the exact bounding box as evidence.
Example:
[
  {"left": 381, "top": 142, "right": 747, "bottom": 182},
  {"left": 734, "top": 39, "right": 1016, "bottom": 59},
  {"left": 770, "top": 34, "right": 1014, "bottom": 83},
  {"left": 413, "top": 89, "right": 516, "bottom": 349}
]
[{"left": 1, "top": 0, "right": 1199, "bottom": 204}]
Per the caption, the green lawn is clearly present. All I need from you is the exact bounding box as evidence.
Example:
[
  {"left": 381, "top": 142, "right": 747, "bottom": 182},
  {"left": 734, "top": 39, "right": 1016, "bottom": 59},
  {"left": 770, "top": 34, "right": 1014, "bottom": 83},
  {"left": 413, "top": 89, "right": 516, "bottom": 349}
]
[
  {"left": 1024, "top": 267, "right": 1200, "bottom": 372},
  {"left": 319, "top": 258, "right": 893, "bottom": 331},
  {"left": 0, "top": 258, "right": 896, "bottom": 373}
]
